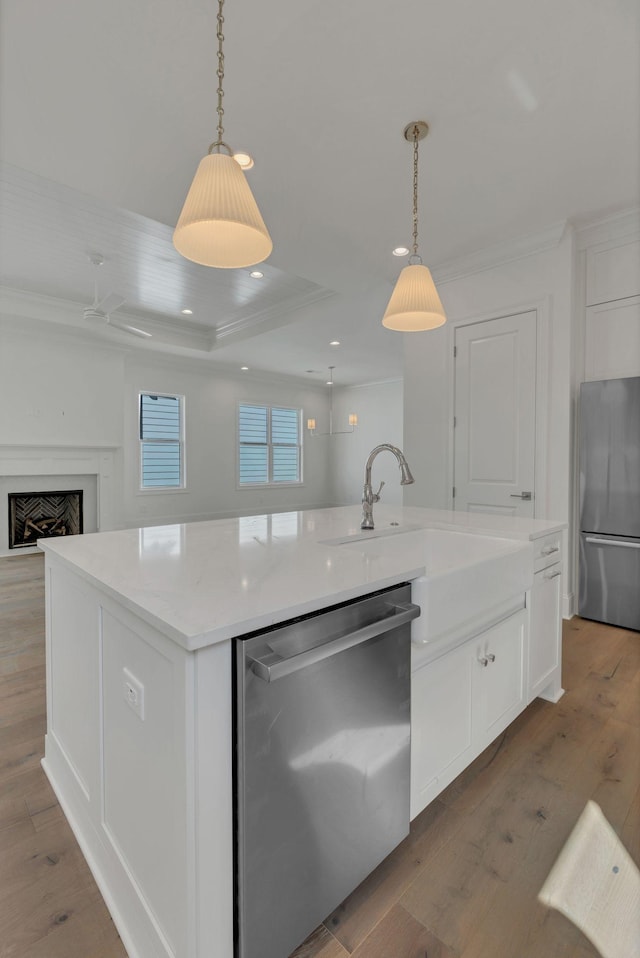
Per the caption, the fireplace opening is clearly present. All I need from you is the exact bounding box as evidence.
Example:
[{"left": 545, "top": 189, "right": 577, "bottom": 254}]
[{"left": 8, "top": 490, "right": 84, "bottom": 549}]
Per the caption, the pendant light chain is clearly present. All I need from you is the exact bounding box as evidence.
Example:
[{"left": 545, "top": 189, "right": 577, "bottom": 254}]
[
  {"left": 215, "top": 0, "right": 225, "bottom": 146},
  {"left": 411, "top": 126, "right": 420, "bottom": 262},
  {"left": 208, "top": 0, "right": 231, "bottom": 155}
]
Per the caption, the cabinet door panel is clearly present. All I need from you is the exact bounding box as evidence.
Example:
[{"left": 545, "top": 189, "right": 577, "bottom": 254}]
[
  {"left": 411, "top": 642, "right": 473, "bottom": 819},
  {"left": 474, "top": 611, "right": 526, "bottom": 745},
  {"left": 530, "top": 564, "right": 562, "bottom": 699}
]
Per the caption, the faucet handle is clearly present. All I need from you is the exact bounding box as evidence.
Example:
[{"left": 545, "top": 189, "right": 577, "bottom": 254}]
[{"left": 372, "top": 480, "right": 385, "bottom": 502}]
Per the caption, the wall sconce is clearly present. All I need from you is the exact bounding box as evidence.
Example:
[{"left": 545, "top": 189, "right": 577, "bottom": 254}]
[{"left": 307, "top": 368, "right": 358, "bottom": 436}]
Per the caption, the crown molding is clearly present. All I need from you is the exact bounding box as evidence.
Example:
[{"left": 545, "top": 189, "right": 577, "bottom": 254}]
[
  {"left": 0, "top": 285, "right": 213, "bottom": 351},
  {"left": 432, "top": 221, "right": 568, "bottom": 285},
  {"left": 0, "top": 283, "right": 340, "bottom": 355},
  {"left": 0, "top": 295, "right": 332, "bottom": 388},
  {"left": 573, "top": 206, "right": 640, "bottom": 250},
  {"left": 212, "top": 287, "right": 338, "bottom": 347}
]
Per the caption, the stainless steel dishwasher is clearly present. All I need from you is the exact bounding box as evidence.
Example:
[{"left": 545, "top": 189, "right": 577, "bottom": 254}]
[{"left": 234, "top": 583, "right": 419, "bottom": 958}]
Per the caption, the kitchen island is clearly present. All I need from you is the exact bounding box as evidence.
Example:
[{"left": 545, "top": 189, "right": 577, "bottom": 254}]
[{"left": 39, "top": 505, "right": 566, "bottom": 958}]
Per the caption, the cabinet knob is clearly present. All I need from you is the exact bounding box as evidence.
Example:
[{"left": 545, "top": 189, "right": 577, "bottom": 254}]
[{"left": 478, "top": 652, "right": 496, "bottom": 667}]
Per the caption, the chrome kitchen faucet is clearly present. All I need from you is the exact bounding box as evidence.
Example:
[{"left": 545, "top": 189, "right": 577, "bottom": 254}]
[{"left": 361, "top": 444, "right": 415, "bottom": 530}]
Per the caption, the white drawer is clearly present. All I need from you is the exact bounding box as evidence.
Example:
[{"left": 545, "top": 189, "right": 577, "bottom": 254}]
[{"left": 533, "top": 533, "right": 562, "bottom": 572}]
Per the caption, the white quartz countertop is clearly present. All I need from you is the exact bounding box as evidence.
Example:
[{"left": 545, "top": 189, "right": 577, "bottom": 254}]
[{"left": 39, "top": 505, "right": 565, "bottom": 651}]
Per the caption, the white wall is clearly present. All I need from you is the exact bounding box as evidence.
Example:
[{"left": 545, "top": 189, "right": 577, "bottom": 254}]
[
  {"left": 0, "top": 310, "right": 404, "bottom": 546},
  {"left": 328, "top": 380, "right": 404, "bottom": 507},
  {"left": 0, "top": 322, "right": 124, "bottom": 446},
  {"left": 122, "top": 354, "right": 334, "bottom": 527},
  {"left": 0, "top": 317, "right": 336, "bottom": 537}
]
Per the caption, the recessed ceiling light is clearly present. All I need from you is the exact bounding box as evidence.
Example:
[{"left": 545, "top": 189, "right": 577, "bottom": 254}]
[
  {"left": 241, "top": 366, "right": 249, "bottom": 371},
  {"left": 329, "top": 340, "right": 341, "bottom": 346},
  {"left": 249, "top": 270, "right": 264, "bottom": 279},
  {"left": 233, "top": 152, "right": 254, "bottom": 170},
  {"left": 392, "top": 247, "right": 410, "bottom": 257},
  {"left": 181, "top": 308, "right": 193, "bottom": 315}
]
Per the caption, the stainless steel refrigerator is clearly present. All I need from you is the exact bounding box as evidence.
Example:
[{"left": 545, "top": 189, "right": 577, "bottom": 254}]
[{"left": 579, "top": 376, "right": 640, "bottom": 631}]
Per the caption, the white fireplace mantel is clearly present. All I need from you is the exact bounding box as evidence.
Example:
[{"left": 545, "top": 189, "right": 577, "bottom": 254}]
[{"left": 0, "top": 444, "right": 119, "bottom": 542}]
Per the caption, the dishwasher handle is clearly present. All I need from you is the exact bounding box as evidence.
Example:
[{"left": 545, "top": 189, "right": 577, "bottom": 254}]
[{"left": 248, "top": 601, "right": 420, "bottom": 683}]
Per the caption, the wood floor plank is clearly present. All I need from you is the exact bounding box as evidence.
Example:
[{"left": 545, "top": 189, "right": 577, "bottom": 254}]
[
  {"left": 0, "top": 785, "right": 36, "bottom": 847},
  {"left": 0, "top": 733, "right": 45, "bottom": 788},
  {"left": 436, "top": 698, "right": 555, "bottom": 815},
  {"left": 324, "top": 797, "right": 463, "bottom": 952},
  {"left": 17, "top": 899, "right": 127, "bottom": 958},
  {"left": 0, "top": 815, "right": 98, "bottom": 909},
  {"left": 561, "top": 618, "right": 618, "bottom": 684},
  {"left": 290, "top": 924, "right": 349, "bottom": 958},
  {"left": 351, "top": 903, "right": 456, "bottom": 958},
  {"left": 0, "top": 876, "right": 123, "bottom": 958},
  {"left": 0, "top": 666, "right": 46, "bottom": 729},
  {"left": 586, "top": 716, "right": 640, "bottom": 830},
  {"left": 621, "top": 784, "right": 640, "bottom": 863}
]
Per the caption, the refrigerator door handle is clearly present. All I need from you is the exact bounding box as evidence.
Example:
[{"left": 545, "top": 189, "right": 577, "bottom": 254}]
[{"left": 584, "top": 536, "right": 640, "bottom": 550}]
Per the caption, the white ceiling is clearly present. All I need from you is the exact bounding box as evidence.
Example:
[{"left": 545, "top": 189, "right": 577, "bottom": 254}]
[{"left": 0, "top": 0, "right": 638, "bottom": 384}]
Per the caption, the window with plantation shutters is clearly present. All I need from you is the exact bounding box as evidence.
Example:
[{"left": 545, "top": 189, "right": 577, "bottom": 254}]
[
  {"left": 139, "top": 393, "right": 184, "bottom": 489},
  {"left": 238, "top": 404, "right": 302, "bottom": 485}
]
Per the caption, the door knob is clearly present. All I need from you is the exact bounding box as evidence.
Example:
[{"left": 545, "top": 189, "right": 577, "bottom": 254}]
[{"left": 510, "top": 491, "right": 532, "bottom": 500}]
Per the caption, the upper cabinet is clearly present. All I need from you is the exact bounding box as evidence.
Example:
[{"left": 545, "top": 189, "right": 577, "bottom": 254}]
[
  {"left": 585, "top": 296, "right": 640, "bottom": 382},
  {"left": 579, "top": 218, "right": 640, "bottom": 383},
  {"left": 585, "top": 237, "right": 640, "bottom": 306}
]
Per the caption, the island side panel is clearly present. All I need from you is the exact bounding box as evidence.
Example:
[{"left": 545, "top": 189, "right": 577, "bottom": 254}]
[
  {"left": 43, "top": 554, "right": 235, "bottom": 958},
  {"left": 193, "top": 639, "right": 234, "bottom": 957}
]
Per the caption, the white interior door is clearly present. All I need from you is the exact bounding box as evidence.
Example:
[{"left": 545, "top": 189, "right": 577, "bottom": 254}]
[{"left": 453, "top": 311, "right": 537, "bottom": 517}]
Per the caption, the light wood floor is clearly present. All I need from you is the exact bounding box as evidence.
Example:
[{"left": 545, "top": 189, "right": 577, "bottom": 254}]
[{"left": 1, "top": 554, "right": 638, "bottom": 958}]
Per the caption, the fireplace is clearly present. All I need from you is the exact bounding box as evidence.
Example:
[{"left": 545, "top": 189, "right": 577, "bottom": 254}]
[{"left": 8, "top": 490, "right": 83, "bottom": 550}]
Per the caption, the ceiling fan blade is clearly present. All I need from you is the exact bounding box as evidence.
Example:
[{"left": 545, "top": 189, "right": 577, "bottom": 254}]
[
  {"left": 108, "top": 319, "right": 152, "bottom": 339},
  {"left": 96, "top": 291, "right": 126, "bottom": 315}
]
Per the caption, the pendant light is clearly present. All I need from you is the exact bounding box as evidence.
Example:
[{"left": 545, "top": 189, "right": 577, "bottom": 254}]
[
  {"left": 382, "top": 121, "right": 446, "bottom": 331},
  {"left": 173, "top": 0, "right": 273, "bottom": 269},
  {"left": 307, "top": 368, "right": 358, "bottom": 436}
]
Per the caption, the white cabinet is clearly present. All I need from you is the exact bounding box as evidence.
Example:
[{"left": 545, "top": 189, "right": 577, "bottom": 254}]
[
  {"left": 473, "top": 612, "right": 526, "bottom": 742},
  {"left": 411, "top": 639, "right": 474, "bottom": 816},
  {"left": 585, "top": 237, "right": 640, "bottom": 306},
  {"left": 584, "top": 297, "right": 640, "bottom": 382},
  {"left": 411, "top": 607, "right": 526, "bottom": 819},
  {"left": 529, "top": 533, "right": 564, "bottom": 703}
]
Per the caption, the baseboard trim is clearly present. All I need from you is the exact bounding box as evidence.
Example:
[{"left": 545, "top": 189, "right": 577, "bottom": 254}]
[{"left": 563, "top": 592, "right": 575, "bottom": 620}]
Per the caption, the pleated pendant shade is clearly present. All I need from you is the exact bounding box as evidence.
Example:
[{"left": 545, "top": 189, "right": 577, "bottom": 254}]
[
  {"left": 382, "top": 263, "right": 447, "bottom": 331},
  {"left": 173, "top": 152, "right": 273, "bottom": 268}
]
